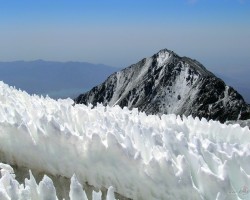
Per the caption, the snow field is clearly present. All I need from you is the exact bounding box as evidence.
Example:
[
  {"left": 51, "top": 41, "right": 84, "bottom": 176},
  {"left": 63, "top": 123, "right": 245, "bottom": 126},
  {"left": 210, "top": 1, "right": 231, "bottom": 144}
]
[{"left": 0, "top": 81, "right": 250, "bottom": 199}]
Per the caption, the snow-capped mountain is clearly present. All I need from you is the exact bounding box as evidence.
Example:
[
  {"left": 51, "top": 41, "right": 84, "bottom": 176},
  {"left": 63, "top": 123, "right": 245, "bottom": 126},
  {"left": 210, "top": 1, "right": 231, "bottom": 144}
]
[{"left": 75, "top": 49, "right": 250, "bottom": 122}]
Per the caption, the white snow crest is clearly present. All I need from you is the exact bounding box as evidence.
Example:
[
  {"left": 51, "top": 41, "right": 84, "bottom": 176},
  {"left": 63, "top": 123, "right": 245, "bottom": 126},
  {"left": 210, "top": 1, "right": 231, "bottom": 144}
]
[
  {"left": 0, "top": 81, "right": 250, "bottom": 199},
  {"left": 156, "top": 50, "right": 171, "bottom": 66}
]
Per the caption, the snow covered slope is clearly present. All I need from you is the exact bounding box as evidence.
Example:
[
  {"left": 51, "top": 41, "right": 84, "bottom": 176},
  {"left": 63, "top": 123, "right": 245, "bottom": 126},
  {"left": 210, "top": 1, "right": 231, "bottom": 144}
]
[
  {"left": 1, "top": 82, "right": 250, "bottom": 199},
  {"left": 75, "top": 49, "right": 250, "bottom": 122}
]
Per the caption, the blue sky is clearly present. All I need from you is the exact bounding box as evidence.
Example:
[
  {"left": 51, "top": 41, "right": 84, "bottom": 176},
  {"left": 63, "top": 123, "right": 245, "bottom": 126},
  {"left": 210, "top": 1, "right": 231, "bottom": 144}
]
[{"left": 0, "top": 1, "right": 249, "bottom": 76}]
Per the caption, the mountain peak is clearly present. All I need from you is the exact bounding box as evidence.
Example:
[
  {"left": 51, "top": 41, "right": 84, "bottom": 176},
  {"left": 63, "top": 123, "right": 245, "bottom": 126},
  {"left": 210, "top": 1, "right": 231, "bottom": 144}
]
[
  {"left": 75, "top": 49, "right": 250, "bottom": 122},
  {"left": 157, "top": 48, "right": 174, "bottom": 54},
  {"left": 155, "top": 49, "right": 173, "bottom": 66}
]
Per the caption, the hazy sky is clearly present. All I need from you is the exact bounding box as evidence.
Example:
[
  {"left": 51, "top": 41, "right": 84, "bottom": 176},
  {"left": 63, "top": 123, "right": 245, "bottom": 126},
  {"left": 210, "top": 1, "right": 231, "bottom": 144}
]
[{"left": 0, "top": 0, "right": 249, "bottom": 74}]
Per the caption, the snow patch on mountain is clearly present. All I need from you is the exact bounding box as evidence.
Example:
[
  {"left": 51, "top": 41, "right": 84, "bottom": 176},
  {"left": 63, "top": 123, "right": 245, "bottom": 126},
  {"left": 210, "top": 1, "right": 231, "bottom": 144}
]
[
  {"left": 156, "top": 49, "right": 171, "bottom": 67},
  {"left": 159, "top": 64, "right": 200, "bottom": 114}
]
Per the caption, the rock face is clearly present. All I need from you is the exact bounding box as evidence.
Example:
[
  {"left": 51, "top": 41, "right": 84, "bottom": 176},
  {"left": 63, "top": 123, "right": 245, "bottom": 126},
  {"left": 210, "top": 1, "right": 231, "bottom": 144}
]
[{"left": 75, "top": 49, "right": 250, "bottom": 122}]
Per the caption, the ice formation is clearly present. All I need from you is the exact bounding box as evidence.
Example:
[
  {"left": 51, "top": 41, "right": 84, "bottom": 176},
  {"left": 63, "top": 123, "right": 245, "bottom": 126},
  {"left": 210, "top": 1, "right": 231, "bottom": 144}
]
[
  {"left": 0, "top": 163, "right": 114, "bottom": 200},
  {"left": 0, "top": 81, "right": 250, "bottom": 200}
]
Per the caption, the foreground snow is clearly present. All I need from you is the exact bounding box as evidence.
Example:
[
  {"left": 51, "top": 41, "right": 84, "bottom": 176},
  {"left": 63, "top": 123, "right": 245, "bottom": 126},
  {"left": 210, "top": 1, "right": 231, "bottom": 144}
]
[
  {"left": 0, "top": 163, "right": 115, "bottom": 200},
  {"left": 0, "top": 81, "right": 250, "bottom": 199}
]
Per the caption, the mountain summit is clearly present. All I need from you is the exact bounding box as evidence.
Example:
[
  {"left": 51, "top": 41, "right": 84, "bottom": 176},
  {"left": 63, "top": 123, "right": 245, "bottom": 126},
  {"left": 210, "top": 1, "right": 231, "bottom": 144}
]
[{"left": 75, "top": 49, "right": 250, "bottom": 122}]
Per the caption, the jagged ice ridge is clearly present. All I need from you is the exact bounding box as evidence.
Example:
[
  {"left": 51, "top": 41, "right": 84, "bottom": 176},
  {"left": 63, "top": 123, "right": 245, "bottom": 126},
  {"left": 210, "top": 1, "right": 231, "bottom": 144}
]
[{"left": 0, "top": 81, "right": 250, "bottom": 199}]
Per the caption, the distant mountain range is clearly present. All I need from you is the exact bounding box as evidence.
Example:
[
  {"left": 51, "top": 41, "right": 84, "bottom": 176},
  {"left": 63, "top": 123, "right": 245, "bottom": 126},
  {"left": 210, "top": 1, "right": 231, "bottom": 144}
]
[
  {"left": 75, "top": 49, "right": 250, "bottom": 122},
  {"left": 0, "top": 60, "right": 118, "bottom": 99}
]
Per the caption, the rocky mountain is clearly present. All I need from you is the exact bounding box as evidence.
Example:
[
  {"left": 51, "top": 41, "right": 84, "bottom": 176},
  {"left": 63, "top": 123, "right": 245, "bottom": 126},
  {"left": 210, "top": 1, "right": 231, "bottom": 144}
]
[{"left": 75, "top": 49, "right": 250, "bottom": 122}]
